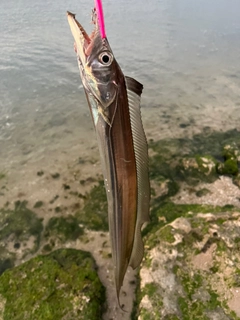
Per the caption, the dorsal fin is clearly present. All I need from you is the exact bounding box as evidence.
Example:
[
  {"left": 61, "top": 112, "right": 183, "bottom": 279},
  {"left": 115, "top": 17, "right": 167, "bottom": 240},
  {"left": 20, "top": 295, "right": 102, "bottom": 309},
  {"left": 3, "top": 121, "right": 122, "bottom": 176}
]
[{"left": 125, "top": 76, "right": 150, "bottom": 269}]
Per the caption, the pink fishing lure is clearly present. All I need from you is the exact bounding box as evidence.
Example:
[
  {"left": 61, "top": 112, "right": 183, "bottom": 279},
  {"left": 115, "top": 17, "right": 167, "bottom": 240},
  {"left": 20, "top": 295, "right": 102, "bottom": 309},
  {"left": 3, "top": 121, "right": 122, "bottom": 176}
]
[{"left": 95, "top": 0, "right": 106, "bottom": 38}]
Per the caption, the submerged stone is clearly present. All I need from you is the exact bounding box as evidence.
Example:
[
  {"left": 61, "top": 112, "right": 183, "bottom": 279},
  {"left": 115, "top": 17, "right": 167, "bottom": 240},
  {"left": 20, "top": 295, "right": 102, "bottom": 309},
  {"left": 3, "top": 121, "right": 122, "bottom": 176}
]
[
  {"left": 44, "top": 215, "right": 84, "bottom": 244},
  {"left": 195, "top": 188, "right": 211, "bottom": 197},
  {"left": 0, "top": 249, "right": 105, "bottom": 320},
  {"left": 177, "top": 155, "right": 217, "bottom": 185},
  {"left": 34, "top": 200, "right": 44, "bottom": 208},
  {"left": 217, "top": 158, "right": 239, "bottom": 176},
  {"left": 148, "top": 129, "right": 240, "bottom": 194},
  {"left": 222, "top": 143, "right": 240, "bottom": 161},
  {"left": 0, "top": 201, "right": 43, "bottom": 257},
  {"left": 76, "top": 180, "right": 108, "bottom": 231}
]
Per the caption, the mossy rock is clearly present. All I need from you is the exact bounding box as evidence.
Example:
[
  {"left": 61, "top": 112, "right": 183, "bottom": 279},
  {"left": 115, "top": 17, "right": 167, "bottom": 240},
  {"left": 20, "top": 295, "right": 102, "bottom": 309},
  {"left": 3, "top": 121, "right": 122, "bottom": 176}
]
[
  {"left": 44, "top": 215, "right": 84, "bottom": 243},
  {"left": 136, "top": 204, "right": 240, "bottom": 320},
  {"left": 143, "top": 201, "right": 225, "bottom": 237},
  {"left": 148, "top": 129, "right": 240, "bottom": 189},
  {"left": 149, "top": 143, "right": 218, "bottom": 189},
  {"left": 177, "top": 155, "right": 217, "bottom": 185},
  {"left": 0, "top": 249, "right": 105, "bottom": 320},
  {"left": 0, "top": 201, "right": 43, "bottom": 251},
  {"left": 176, "top": 273, "right": 222, "bottom": 320},
  {"left": 147, "top": 225, "right": 175, "bottom": 249},
  {"left": 75, "top": 180, "right": 108, "bottom": 231},
  {"left": 140, "top": 283, "right": 163, "bottom": 319},
  {"left": 222, "top": 143, "right": 240, "bottom": 161},
  {"left": 217, "top": 158, "right": 239, "bottom": 176}
]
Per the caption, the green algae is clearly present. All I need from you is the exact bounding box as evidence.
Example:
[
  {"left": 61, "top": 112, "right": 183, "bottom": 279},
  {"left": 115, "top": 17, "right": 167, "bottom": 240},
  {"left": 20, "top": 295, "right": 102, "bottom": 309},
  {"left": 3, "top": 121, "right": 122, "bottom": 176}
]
[
  {"left": 34, "top": 201, "right": 44, "bottom": 208},
  {"left": 37, "top": 170, "right": 44, "bottom": 176},
  {"left": 217, "top": 158, "right": 239, "bottom": 176},
  {"left": 196, "top": 188, "right": 211, "bottom": 197},
  {"left": 162, "top": 315, "right": 179, "bottom": 320},
  {"left": 54, "top": 206, "right": 62, "bottom": 213},
  {"left": 177, "top": 155, "right": 217, "bottom": 186},
  {"left": 42, "top": 243, "right": 53, "bottom": 253},
  {"left": 69, "top": 191, "right": 86, "bottom": 199},
  {"left": 0, "top": 201, "right": 43, "bottom": 252},
  {"left": 144, "top": 201, "right": 226, "bottom": 238},
  {"left": 76, "top": 180, "right": 108, "bottom": 231},
  {"left": 179, "top": 272, "right": 203, "bottom": 301},
  {"left": 44, "top": 215, "right": 84, "bottom": 243},
  {"left": 0, "top": 173, "right": 5, "bottom": 180},
  {"left": 233, "top": 269, "right": 240, "bottom": 287},
  {"left": 222, "top": 142, "right": 240, "bottom": 161},
  {"left": 49, "top": 195, "right": 59, "bottom": 204},
  {"left": 158, "top": 225, "right": 175, "bottom": 243},
  {"left": 177, "top": 270, "right": 222, "bottom": 320},
  {"left": 0, "top": 248, "right": 105, "bottom": 320},
  {"left": 138, "top": 283, "right": 163, "bottom": 320},
  {"left": 146, "top": 225, "right": 175, "bottom": 249},
  {"left": 63, "top": 183, "right": 70, "bottom": 190},
  {"left": 51, "top": 173, "right": 60, "bottom": 179},
  {"left": 148, "top": 129, "right": 240, "bottom": 192}
]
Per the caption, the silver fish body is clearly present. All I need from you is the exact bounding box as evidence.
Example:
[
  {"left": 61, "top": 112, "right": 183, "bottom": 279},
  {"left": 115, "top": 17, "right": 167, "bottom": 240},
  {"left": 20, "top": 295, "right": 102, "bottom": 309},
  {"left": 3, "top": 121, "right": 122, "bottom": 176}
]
[{"left": 67, "top": 10, "right": 150, "bottom": 300}]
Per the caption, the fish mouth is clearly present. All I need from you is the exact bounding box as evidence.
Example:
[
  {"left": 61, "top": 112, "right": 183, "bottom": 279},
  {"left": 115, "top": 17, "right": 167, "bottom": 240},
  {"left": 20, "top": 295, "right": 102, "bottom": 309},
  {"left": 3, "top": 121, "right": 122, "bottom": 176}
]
[{"left": 67, "top": 11, "right": 98, "bottom": 63}]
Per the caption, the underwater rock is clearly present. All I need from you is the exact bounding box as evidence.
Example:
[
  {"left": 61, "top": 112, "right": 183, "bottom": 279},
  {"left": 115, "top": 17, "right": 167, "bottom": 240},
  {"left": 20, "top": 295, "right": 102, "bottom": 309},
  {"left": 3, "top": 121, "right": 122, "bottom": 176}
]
[
  {"left": 0, "top": 201, "right": 43, "bottom": 265},
  {"left": 177, "top": 155, "right": 218, "bottom": 185},
  {"left": 75, "top": 180, "right": 108, "bottom": 231},
  {"left": 44, "top": 215, "right": 84, "bottom": 246},
  {"left": 148, "top": 130, "right": 240, "bottom": 196},
  {"left": 217, "top": 143, "right": 240, "bottom": 176},
  {"left": 195, "top": 188, "right": 211, "bottom": 197},
  {"left": 222, "top": 143, "right": 240, "bottom": 162},
  {"left": 0, "top": 248, "right": 105, "bottom": 320},
  {"left": 217, "top": 159, "right": 239, "bottom": 176}
]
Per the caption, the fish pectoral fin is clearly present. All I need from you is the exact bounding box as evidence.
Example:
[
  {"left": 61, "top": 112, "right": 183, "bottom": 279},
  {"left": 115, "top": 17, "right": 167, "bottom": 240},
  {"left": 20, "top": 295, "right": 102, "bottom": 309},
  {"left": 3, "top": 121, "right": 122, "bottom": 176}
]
[
  {"left": 98, "top": 106, "right": 112, "bottom": 126},
  {"left": 98, "top": 89, "right": 118, "bottom": 127},
  {"left": 125, "top": 76, "right": 150, "bottom": 269}
]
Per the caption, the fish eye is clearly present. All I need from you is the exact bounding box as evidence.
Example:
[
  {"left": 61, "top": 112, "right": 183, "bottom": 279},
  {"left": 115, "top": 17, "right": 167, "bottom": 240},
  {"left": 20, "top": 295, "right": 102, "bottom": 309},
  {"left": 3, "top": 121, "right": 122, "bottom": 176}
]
[{"left": 99, "top": 52, "right": 113, "bottom": 66}]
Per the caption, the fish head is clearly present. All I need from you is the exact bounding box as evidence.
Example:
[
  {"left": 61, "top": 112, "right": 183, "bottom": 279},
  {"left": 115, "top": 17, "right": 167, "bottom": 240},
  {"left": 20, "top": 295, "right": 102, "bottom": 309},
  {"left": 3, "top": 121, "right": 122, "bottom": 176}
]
[{"left": 67, "top": 10, "right": 119, "bottom": 108}]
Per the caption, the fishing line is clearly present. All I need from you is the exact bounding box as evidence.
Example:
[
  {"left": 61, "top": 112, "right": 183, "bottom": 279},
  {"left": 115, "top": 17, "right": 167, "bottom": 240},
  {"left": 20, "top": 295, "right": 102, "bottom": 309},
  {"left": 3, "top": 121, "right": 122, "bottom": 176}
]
[{"left": 95, "top": 0, "right": 106, "bottom": 38}]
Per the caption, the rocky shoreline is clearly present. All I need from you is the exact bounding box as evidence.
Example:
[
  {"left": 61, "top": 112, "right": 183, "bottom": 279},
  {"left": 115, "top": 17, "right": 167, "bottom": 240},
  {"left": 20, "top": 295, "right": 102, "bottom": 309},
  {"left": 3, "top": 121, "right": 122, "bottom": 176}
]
[{"left": 0, "top": 128, "right": 240, "bottom": 319}]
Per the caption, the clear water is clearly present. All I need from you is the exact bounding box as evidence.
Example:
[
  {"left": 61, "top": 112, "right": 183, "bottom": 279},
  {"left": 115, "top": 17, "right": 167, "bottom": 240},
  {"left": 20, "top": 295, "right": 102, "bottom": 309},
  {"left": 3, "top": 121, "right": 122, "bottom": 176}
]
[{"left": 1, "top": 0, "right": 240, "bottom": 170}]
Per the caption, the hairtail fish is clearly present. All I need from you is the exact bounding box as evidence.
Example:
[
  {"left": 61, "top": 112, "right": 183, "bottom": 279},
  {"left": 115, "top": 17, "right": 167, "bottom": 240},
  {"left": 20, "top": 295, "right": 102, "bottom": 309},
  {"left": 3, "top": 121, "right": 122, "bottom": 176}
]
[{"left": 67, "top": 0, "right": 150, "bottom": 304}]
